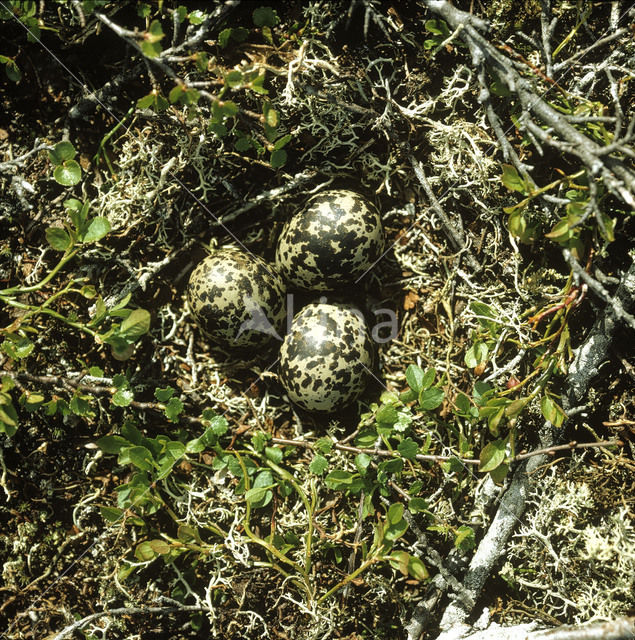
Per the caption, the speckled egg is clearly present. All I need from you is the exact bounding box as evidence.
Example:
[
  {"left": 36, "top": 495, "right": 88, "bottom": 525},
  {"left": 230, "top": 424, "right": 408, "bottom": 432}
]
[
  {"left": 275, "top": 190, "right": 384, "bottom": 291},
  {"left": 279, "top": 302, "right": 374, "bottom": 412},
  {"left": 187, "top": 248, "right": 286, "bottom": 350}
]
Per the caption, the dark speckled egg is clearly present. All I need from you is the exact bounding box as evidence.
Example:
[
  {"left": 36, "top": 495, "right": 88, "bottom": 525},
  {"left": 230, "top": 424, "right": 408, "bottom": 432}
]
[
  {"left": 187, "top": 248, "right": 286, "bottom": 350},
  {"left": 275, "top": 190, "right": 384, "bottom": 291},
  {"left": 279, "top": 302, "right": 374, "bottom": 412}
]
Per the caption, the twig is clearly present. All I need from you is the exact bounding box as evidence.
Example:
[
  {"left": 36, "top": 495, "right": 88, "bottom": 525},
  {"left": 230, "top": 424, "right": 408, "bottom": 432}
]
[
  {"left": 409, "top": 156, "right": 482, "bottom": 273},
  {"left": 50, "top": 604, "right": 207, "bottom": 640},
  {"left": 563, "top": 256, "right": 635, "bottom": 407},
  {"left": 420, "top": 0, "right": 635, "bottom": 209},
  {"left": 0, "top": 140, "right": 52, "bottom": 172},
  {"left": 563, "top": 250, "right": 635, "bottom": 332},
  {"left": 432, "top": 616, "right": 635, "bottom": 640}
]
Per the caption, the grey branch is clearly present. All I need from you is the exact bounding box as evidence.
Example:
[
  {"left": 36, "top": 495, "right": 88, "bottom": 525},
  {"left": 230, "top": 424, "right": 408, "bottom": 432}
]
[
  {"left": 409, "top": 156, "right": 482, "bottom": 273},
  {"left": 435, "top": 447, "right": 551, "bottom": 633},
  {"left": 428, "top": 617, "right": 635, "bottom": 640},
  {"left": 420, "top": 0, "right": 635, "bottom": 209},
  {"left": 563, "top": 254, "right": 635, "bottom": 408},
  {"left": 50, "top": 605, "right": 207, "bottom": 640}
]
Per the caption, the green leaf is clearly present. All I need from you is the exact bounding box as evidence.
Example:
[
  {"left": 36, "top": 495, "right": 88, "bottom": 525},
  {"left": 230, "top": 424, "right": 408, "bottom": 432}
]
[
  {"left": 140, "top": 39, "right": 163, "bottom": 58},
  {"left": 354, "top": 452, "right": 372, "bottom": 475},
  {"left": 136, "top": 93, "right": 155, "bottom": 109},
  {"left": 218, "top": 28, "right": 232, "bottom": 48},
  {"left": 209, "top": 122, "right": 228, "bottom": 138},
  {"left": 384, "top": 504, "right": 408, "bottom": 542},
  {"left": 48, "top": 141, "right": 76, "bottom": 164},
  {"left": 0, "top": 399, "right": 18, "bottom": 435},
  {"left": 177, "top": 524, "right": 201, "bottom": 543},
  {"left": 154, "top": 387, "right": 174, "bottom": 402},
  {"left": 4, "top": 59, "right": 21, "bottom": 82},
  {"left": 168, "top": 85, "right": 184, "bottom": 104},
  {"left": 419, "top": 387, "right": 444, "bottom": 411},
  {"left": 408, "top": 497, "right": 428, "bottom": 513},
  {"left": 70, "top": 393, "right": 93, "bottom": 416},
  {"left": 148, "top": 539, "right": 171, "bottom": 555},
  {"left": 540, "top": 395, "right": 566, "bottom": 427},
  {"left": 112, "top": 374, "right": 128, "bottom": 389},
  {"left": 376, "top": 403, "right": 399, "bottom": 426},
  {"left": 490, "top": 77, "right": 510, "bottom": 97},
  {"left": 225, "top": 70, "right": 244, "bottom": 88},
  {"left": 123, "top": 445, "right": 155, "bottom": 471},
  {"left": 137, "top": 3, "right": 151, "bottom": 18},
  {"left": 424, "top": 19, "right": 450, "bottom": 37},
  {"left": 387, "top": 502, "right": 404, "bottom": 525},
  {"left": 270, "top": 148, "right": 287, "bottom": 169},
  {"left": 501, "top": 164, "right": 528, "bottom": 194},
  {"left": 464, "top": 341, "right": 489, "bottom": 368},
  {"left": 505, "top": 397, "right": 529, "bottom": 418},
  {"left": 508, "top": 209, "right": 529, "bottom": 240},
  {"left": 80, "top": 285, "right": 97, "bottom": 299},
  {"left": 46, "top": 226, "right": 72, "bottom": 251},
  {"left": 220, "top": 100, "right": 238, "bottom": 117},
  {"left": 479, "top": 439, "right": 506, "bottom": 472},
  {"left": 188, "top": 9, "right": 205, "bottom": 24},
  {"left": 470, "top": 301, "right": 497, "bottom": 328},
  {"left": 489, "top": 462, "right": 509, "bottom": 484},
  {"left": 119, "top": 309, "right": 151, "bottom": 340},
  {"left": 325, "top": 469, "right": 355, "bottom": 490},
  {"left": 100, "top": 506, "right": 124, "bottom": 523},
  {"left": 246, "top": 470, "right": 275, "bottom": 508},
  {"left": 253, "top": 6, "right": 279, "bottom": 27},
  {"left": 545, "top": 218, "right": 573, "bottom": 241},
  {"left": 112, "top": 388, "right": 134, "bottom": 407},
  {"left": 454, "top": 525, "right": 475, "bottom": 550},
  {"left": 235, "top": 136, "right": 252, "bottom": 152},
  {"left": 1, "top": 336, "right": 34, "bottom": 359},
  {"left": 245, "top": 485, "right": 273, "bottom": 506},
  {"left": 273, "top": 134, "right": 292, "bottom": 150},
  {"left": 135, "top": 541, "right": 158, "bottom": 562},
  {"left": 314, "top": 437, "right": 333, "bottom": 454},
  {"left": 164, "top": 440, "right": 186, "bottom": 460},
  {"left": 21, "top": 392, "right": 45, "bottom": 412},
  {"left": 408, "top": 555, "right": 430, "bottom": 580},
  {"left": 96, "top": 435, "right": 130, "bottom": 454},
  {"left": 397, "top": 437, "right": 418, "bottom": 460},
  {"left": 54, "top": 160, "right": 82, "bottom": 186},
  {"left": 206, "top": 414, "right": 228, "bottom": 437},
  {"left": 405, "top": 364, "right": 424, "bottom": 393},
  {"left": 82, "top": 217, "right": 111, "bottom": 243},
  {"left": 454, "top": 392, "right": 472, "bottom": 416},
  {"left": 389, "top": 550, "right": 409, "bottom": 575},
  {"left": 265, "top": 446, "right": 283, "bottom": 464},
  {"left": 250, "top": 431, "right": 268, "bottom": 452},
  {"left": 487, "top": 406, "right": 505, "bottom": 436},
  {"left": 309, "top": 454, "right": 328, "bottom": 475},
  {"left": 164, "top": 397, "right": 183, "bottom": 422}
]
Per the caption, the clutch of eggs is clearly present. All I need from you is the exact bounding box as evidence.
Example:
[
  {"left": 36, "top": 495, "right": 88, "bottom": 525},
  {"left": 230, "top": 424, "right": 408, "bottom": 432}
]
[
  {"left": 275, "top": 189, "right": 385, "bottom": 291},
  {"left": 279, "top": 302, "right": 374, "bottom": 412},
  {"left": 187, "top": 248, "right": 286, "bottom": 350}
]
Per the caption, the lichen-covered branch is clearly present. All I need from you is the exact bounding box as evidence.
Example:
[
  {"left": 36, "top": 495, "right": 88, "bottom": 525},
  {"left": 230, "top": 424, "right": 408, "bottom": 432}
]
[{"left": 421, "top": 0, "right": 635, "bottom": 209}]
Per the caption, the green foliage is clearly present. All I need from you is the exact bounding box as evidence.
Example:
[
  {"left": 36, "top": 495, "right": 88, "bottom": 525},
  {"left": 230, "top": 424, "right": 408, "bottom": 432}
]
[
  {"left": 48, "top": 141, "right": 82, "bottom": 186},
  {"left": 423, "top": 19, "right": 451, "bottom": 50},
  {"left": 140, "top": 20, "right": 164, "bottom": 58},
  {"left": 0, "top": 377, "right": 19, "bottom": 437},
  {"left": 97, "top": 413, "right": 228, "bottom": 517},
  {"left": 0, "top": 53, "right": 21, "bottom": 82}
]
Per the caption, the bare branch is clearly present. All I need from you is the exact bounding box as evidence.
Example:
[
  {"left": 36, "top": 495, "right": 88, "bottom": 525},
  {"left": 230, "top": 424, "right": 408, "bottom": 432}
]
[{"left": 420, "top": 0, "right": 635, "bottom": 209}]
